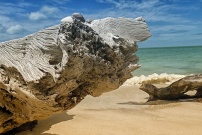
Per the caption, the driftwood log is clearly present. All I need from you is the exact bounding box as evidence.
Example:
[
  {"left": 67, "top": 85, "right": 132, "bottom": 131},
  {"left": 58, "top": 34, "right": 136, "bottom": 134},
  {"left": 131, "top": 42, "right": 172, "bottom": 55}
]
[
  {"left": 140, "top": 74, "right": 202, "bottom": 101},
  {"left": 0, "top": 13, "right": 151, "bottom": 134}
]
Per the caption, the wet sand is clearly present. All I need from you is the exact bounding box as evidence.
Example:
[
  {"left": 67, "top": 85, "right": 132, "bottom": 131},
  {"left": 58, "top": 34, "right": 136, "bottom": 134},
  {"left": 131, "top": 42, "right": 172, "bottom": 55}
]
[{"left": 19, "top": 85, "right": 202, "bottom": 135}]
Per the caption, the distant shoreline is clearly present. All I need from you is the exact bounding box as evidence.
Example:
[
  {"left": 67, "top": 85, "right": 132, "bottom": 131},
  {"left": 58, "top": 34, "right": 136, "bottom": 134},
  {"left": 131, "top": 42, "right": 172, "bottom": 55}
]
[{"left": 138, "top": 45, "right": 202, "bottom": 49}]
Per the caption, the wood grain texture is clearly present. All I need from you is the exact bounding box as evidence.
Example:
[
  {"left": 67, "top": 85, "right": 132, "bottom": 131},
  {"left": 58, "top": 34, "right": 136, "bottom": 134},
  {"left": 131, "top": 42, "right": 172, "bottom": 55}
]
[{"left": 0, "top": 14, "right": 151, "bottom": 134}]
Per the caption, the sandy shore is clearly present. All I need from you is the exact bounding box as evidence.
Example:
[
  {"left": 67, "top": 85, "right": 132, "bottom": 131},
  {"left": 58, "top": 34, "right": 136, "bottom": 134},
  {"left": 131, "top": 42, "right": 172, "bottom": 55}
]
[{"left": 19, "top": 85, "right": 202, "bottom": 135}]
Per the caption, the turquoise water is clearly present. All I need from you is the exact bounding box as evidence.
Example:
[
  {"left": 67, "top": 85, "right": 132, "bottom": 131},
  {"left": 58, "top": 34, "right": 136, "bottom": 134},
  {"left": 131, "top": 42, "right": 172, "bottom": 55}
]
[{"left": 133, "top": 46, "right": 202, "bottom": 76}]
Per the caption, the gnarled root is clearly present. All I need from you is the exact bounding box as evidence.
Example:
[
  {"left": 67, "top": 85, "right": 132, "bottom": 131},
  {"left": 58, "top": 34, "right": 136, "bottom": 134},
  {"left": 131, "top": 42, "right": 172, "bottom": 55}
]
[{"left": 140, "top": 74, "right": 202, "bottom": 101}]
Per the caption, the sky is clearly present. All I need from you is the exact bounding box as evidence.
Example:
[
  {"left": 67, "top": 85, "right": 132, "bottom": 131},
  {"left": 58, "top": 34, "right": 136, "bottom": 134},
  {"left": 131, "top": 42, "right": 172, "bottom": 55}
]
[{"left": 0, "top": 0, "right": 202, "bottom": 48}]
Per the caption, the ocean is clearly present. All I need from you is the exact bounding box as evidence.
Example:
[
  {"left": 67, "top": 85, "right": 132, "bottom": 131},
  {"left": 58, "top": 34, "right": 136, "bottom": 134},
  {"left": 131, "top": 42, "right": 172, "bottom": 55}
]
[
  {"left": 124, "top": 45, "right": 202, "bottom": 85},
  {"left": 133, "top": 46, "right": 202, "bottom": 76}
]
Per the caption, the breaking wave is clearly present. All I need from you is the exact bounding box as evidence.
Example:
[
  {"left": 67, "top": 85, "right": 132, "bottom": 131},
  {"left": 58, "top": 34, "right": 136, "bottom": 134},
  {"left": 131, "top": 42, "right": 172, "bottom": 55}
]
[{"left": 123, "top": 73, "right": 186, "bottom": 86}]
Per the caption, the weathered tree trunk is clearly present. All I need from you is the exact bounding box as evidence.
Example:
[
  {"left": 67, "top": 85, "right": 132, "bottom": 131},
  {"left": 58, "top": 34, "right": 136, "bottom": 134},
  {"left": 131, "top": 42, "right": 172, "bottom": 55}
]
[
  {"left": 0, "top": 13, "right": 151, "bottom": 134},
  {"left": 140, "top": 74, "right": 202, "bottom": 101}
]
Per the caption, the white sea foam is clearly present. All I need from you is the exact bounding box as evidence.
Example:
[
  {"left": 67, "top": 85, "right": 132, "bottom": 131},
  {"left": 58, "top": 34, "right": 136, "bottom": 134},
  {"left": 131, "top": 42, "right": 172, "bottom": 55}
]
[{"left": 123, "top": 73, "right": 186, "bottom": 86}]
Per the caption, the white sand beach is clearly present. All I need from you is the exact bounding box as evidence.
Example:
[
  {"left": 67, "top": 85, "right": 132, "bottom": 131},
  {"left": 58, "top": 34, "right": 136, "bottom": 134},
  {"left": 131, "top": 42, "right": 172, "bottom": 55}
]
[{"left": 19, "top": 85, "right": 202, "bottom": 135}]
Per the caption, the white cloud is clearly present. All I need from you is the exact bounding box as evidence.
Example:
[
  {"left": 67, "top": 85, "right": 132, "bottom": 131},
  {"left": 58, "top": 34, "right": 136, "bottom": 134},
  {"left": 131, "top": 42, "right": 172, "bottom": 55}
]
[
  {"left": 92, "top": 0, "right": 202, "bottom": 47},
  {"left": 41, "top": 6, "right": 59, "bottom": 14},
  {"left": 0, "top": 24, "right": 5, "bottom": 32},
  {"left": 51, "top": 0, "right": 71, "bottom": 4},
  {"left": 29, "top": 6, "right": 59, "bottom": 21},
  {"left": 0, "top": 2, "right": 26, "bottom": 15},
  {"left": 94, "top": 0, "right": 190, "bottom": 23},
  {"left": 18, "top": 2, "right": 33, "bottom": 7},
  {"left": 97, "top": 0, "right": 162, "bottom": 10},
  {"left": 152, "top": 25, "right": 195, "bottom": 32},
  {"left": 6, "top": 25, "right": 24, "bottom": 34},
  {"left": 0, "top": 15, "right": 12, "bottom": 24},
  {"left": 86, "top": 8, "right": 183, "bottom": 23},
  {"left": 29, "top": 12, "right": 47, "bottom": 21}
]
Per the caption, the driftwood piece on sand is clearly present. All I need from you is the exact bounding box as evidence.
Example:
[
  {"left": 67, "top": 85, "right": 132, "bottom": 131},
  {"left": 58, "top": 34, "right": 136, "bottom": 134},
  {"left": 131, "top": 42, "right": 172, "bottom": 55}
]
[
  {"left": 140, "top": 74, "right": 202, "bottom": 101},
  {"left": 0, "top": 13, "right": 151, "bottom": 134}
]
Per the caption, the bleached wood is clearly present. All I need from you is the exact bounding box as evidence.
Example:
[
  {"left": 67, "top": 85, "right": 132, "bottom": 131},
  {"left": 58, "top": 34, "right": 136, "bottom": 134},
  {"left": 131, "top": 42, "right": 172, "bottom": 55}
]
[{"left": 0, "top": 14, "right": 151, "bottom": 134}]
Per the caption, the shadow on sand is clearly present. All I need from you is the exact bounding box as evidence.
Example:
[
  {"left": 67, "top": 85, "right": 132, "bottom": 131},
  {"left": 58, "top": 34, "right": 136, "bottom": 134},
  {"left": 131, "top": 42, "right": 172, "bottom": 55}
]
[
  {"left": 117, "top": 98, "right": 200, "bottom": 106},
  {"left": 18, "top": 112, "right": 74, "bottom": 135},
  {"left": 117, "top": 100, "right": 175, "bottom": 105}
]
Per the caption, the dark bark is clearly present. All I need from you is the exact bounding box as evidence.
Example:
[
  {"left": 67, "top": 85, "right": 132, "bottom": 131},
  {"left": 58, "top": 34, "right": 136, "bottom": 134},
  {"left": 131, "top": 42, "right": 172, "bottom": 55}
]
[{"left": 0, "top": 121, "right": 37, "bottom": 135}]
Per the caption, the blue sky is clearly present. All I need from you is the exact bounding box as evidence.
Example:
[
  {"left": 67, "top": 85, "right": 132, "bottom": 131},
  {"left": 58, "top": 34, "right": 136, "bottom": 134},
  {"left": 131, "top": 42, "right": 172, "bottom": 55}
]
[{"left": 0, "top": 0, "right": 202, "bottom": 48}]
